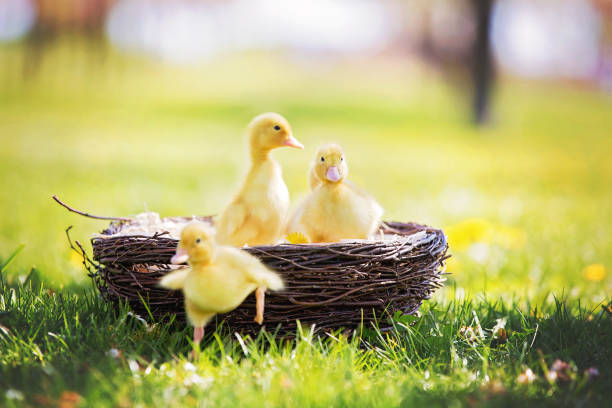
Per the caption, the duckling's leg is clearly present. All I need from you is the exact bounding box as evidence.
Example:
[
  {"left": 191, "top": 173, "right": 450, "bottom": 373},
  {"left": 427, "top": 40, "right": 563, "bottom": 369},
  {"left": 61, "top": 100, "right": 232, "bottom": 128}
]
[
  {"left": 194, "top": 326, "right": 204, "bottom": 345},
  {"left": 186, "top": 300, "right": 214, "bottom": 360},
  {"left": 192, "top": 326, "right": 204, "bottom": 361},
  {"left": 254, "top": 287, "right": 266, "bottom": 324}
]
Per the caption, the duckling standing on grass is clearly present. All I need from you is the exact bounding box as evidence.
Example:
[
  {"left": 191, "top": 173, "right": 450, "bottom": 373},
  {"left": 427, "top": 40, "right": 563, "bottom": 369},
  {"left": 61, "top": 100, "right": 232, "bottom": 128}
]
[
  {"left": 288, "top": 143, "right": 383, "bottom": 243},
  {"left": 159, "top": 222, "right": 284, "bottom": 359},
  {"left": 216, "top": 113, "right": 304, "bottom": 247}
]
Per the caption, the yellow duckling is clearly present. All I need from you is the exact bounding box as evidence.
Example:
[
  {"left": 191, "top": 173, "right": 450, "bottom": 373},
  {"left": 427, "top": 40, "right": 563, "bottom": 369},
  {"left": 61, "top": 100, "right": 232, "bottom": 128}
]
[
  {"left": 159, "top": 222, "right": 284, "bottom": 357},
  {"left": 216, "top": 113, "right": 304, "bottom": 247},
  {"left": 308, "top": 147, "right": 375, "bottom": 197},
  {"left": 289, "top": 143, "right": 383, "bottom": 243}
]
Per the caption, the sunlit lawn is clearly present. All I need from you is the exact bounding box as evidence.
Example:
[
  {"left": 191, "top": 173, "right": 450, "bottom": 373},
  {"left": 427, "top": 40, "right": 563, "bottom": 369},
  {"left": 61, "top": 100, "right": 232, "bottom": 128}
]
[{"left": 0, "top": 43, "right": 611, "bottom": 406}]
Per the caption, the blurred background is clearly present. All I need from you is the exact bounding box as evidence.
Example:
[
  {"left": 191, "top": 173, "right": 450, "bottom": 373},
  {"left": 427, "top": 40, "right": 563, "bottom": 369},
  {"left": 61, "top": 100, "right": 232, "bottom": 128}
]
[{"left": 0, "top": 0, "right": 610, "bottom": 304}]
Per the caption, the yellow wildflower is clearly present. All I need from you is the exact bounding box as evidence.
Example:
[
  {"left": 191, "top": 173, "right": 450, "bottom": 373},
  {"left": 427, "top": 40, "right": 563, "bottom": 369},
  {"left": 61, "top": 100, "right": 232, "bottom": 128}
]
[
  {"left": 446, "top": 218, "right": 492, "bottom": 250},
  {"left": 582, "top": 264, "right": 606, "bottom": 282},
  {"left": 69, "top": 251, "right": 84, "bottom": 268},
  {"left": 446, "top": 218, "right": 526, "bottom": 251},
  {"left": 286, "top": 232, "right": 309, "bottom": 244}
]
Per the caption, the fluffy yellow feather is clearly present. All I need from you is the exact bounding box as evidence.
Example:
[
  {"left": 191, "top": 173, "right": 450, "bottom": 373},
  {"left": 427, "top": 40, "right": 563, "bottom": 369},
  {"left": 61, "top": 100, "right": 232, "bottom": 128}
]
[
  {"left": 215, "top": 113, "right": 304, "bottom": 247},
  {"left": 159, "top": 222, "right": 283, "bottom": 358},
  {"left": 288, "top": 143, "right": 383, "bottom": 243}
]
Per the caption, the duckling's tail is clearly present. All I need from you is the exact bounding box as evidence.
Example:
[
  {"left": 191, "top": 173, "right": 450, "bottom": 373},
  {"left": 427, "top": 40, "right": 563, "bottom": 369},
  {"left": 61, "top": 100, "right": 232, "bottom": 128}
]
[
  {"left": 254, "top": 269, "right": 284, "bottom": 291},
  {"left": 159, "top": 267, "right": 190, "bottom": 290}
]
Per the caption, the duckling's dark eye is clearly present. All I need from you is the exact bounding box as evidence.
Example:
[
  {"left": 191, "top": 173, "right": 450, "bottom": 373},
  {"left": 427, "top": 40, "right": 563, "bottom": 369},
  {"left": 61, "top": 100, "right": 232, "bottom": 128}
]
[
  {"left": 195, "top": 238, "right": 202, "bottom": 244},
  {"left": 341, "top": 157, "right": 344, "bottom": 161},
  {"left": 320, "top": 157, "right": 325, "bottom": 162},
  {"left": 274, "top": 125, "right": 281, "bottom": 131}
]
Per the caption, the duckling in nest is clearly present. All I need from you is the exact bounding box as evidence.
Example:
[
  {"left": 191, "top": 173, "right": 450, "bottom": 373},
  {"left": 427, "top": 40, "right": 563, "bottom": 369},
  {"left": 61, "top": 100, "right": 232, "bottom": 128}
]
[
  {"left": 216, "top": 113, "right": 304, "bottom": 247},
  {"left": 288, "top": 143, "right": 383, "bottom": 243}
]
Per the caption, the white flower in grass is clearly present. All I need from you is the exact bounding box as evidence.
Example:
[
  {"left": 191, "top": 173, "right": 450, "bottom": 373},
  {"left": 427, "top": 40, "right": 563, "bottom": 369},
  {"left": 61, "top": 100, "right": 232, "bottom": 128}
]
[
  {"left": 491, "top": 318, "right": 508, "bottom": 342},
  {"left": 128, "top": 359, "right": 140, "bottom": 373},
  {"left": 492, "top": 318, "right": 507, "bottom": 331},
  {"left": 6, "top": 389, "right": 24, "bottom": 401},
  {"left": 184, "top": 374, "right": 214, "bottom": 388},
  {"left": 517, "top": 368, "right": 536, "bottom": 384}
]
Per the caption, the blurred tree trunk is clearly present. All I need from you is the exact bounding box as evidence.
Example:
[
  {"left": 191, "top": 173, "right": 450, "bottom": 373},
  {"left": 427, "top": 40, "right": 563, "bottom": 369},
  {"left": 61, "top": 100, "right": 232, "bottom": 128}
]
[
  {"left": 23, "top": 0, "right": 114, "bottom": 78},
  {"left": 471, "top": 0, "right": 494, "bottom": 125}
]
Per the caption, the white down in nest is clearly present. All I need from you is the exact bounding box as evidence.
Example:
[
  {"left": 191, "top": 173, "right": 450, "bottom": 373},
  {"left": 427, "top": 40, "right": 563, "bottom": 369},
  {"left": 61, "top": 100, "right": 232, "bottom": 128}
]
[{"left": 96, "top": 212, "right": 203, "bottom": 240}]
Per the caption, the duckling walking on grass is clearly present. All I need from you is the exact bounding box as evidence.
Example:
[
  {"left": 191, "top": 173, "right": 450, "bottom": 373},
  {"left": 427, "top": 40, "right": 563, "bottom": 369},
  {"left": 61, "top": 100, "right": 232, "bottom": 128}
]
[
  {"left": 216, "top": 113, "right": 303, "bottom": 247},
  {"left": 288, "top": 143, "right": 383, "bottom": 243},
  {"left": 159, "top": 222, "right": 284, "bottom": 358}
]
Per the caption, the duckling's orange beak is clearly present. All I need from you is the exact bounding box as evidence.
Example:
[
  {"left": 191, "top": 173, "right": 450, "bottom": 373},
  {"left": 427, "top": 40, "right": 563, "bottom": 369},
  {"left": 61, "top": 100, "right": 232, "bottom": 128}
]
[
  {"left": 171, "top": 247, "right": 189, "bottom": 264},
  {"left": 326, "top": 166, "right": 341, "bottom": 182},
  {"left": 283, "top": 134, "right": 304, "bottom": 149}
]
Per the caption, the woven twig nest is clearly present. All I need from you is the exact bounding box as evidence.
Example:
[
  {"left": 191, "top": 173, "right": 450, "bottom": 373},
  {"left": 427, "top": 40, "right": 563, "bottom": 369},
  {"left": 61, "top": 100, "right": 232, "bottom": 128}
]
[{"left": 82, "top": 216, "right": 448, "bottom": 335}]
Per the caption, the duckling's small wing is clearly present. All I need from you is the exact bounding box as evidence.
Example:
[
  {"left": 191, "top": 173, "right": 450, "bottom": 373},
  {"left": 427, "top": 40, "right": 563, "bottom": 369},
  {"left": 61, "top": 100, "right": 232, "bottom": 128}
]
[
  {"left": 159, "top": 267, "right": 190, "bottom": 290},
  {"left": 218, "top": 247, "right": 284, "bottom": 291},
  {"left": 250, "top": 267, "right": 284, "bottom": 291}
]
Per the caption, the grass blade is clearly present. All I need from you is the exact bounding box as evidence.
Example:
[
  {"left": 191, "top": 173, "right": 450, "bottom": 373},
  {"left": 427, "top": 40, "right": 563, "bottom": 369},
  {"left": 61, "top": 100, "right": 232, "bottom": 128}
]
[{"left": 0, "top": 244, "right": 26, "bottom": 275}]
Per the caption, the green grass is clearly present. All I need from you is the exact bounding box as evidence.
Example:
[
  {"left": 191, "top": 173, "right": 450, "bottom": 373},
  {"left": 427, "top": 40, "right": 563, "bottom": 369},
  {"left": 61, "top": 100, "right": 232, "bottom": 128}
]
[
  {"left": 0, "top": 276, "right": 612, "bottom": 407},
  {"left": 1, "top": 277, "right": 610, "bottom": 407},
  {"left": 1, "top": 41, "right": 611, "bottom": 406}
]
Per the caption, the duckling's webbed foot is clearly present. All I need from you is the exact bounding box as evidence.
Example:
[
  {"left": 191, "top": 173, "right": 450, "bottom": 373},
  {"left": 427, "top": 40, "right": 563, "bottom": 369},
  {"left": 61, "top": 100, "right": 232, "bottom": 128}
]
[{"left": 254, "top": 287, "right": 266, "bottom": 325}]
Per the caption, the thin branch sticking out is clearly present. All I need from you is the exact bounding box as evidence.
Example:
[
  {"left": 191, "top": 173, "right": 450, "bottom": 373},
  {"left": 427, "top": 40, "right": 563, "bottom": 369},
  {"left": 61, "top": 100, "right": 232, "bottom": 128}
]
[{"left": 52, "top": 195, "right": 131, "bottom": 221}]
